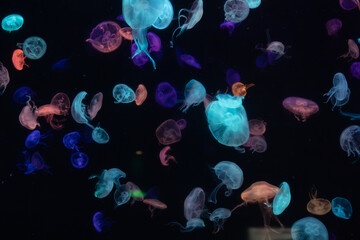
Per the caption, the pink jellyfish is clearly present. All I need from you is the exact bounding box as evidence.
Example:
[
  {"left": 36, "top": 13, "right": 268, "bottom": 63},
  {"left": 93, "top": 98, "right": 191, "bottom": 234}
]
[
  {"left": 249, "top": 135, "right": 267, "bottom": 153},
  {"left": 119, "top": 27, "right": 133, "bottom": 41},
  {"left": 12, "top": 49, "right": 28, "bottom": 70},
  {"left": 45, "top": 93, "right": 71, "bottom": 130},
  {"left": 159, "top": 146, "right": 177, "bottom": 166},
  {"left": 155, "top": 119, "right": 184, "bottom": 145},
  {"left": 135, "top": 84, "right": 147, "bottom": 106},
  {"left": 248, "top": 119, "right": 266, "bottom": 136},
  {"left": 86, "top": 92, "right": 103, "bottom": 120},
  {"left": 143, "top": 198, "right": 167, "bottom": 217},
  {"left": 0, "top": 61, "right": 10, "bottom": 96},
  {"left": 325, "top": 18, "right": 342, "bottom": 36},
  {"left": 86, "top": 21, "right": 123, "bottom": 53},
  {"left": 19, "top": 98, "right": 40, "bottom": 130},
  {"left": 282, "top": 97, "right": 319, "bottom": 122},
  {"left": 338, "top": 39, "right": 359, "bottom": 61}
]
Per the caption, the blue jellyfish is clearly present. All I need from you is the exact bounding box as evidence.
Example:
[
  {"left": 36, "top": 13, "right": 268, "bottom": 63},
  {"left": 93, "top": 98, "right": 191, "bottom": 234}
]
[
  {"left": 272, "top": 182, "right": 291, "bottom": 215},
  {"left": 25, "top": 130, "right": 52, "bottom": 149},
  {"left": 17, "top": 36, "right": 47, "bottom": 60},
  {"left": 180, "top": 79, "right": 206, "bottom": 112},
  {"left": 291, "top": 217, "right": 328, "bottom": 240},
  {"left": 155, "top": 82, "right": 177, "bottom": 108},
  {"left": 225, "top": 68, "right": 241, "bottom": 87},
  {"left": 92, "top": 126, "right": 110, "bottom": 144},
  {"left": 331, "top": 197, "right": 352, "bottom": 219},
  {"left": 13, "top": 86, "right": 36, "bottom": 104},
  {"left": 17, "top": 151, "right": 51, "bottom": 175},
  {"left": 206, "top": 94, "right": 250, "bottom": 147},
  {"left": 339, "top": 125, "right": 360, "bottom": 162},
  {"left": 71, "top": 91, "right": 94, "bottom": 128},
  {"left": 70, "top": 151, "right": 89, "bottom": 169},
  {"left": 89, "top": 168, "right": 126, "bottom": 198},
  {"left": 324, "top": 73, "right": 350, "bottom": 110},
  {"left": 255, "top": 54, "right": 268, "bottom": 69},
  {"left": 92, "top": 211, "right": 112, "bottom": 232},
  {"left": 63, "top": 131, "right": 81, "bottom": 151},
  {"left": 52, "top": 58, "right": 71, "bottom": 72},
  {"left": 208, "top": 161, "right": 244, "bottom": 204},
  {"left": 208, "top": 208, "right": 231, "bottom": 234},
  {"left": 1, "top": 14, "right": 24, "bottom": 32},
  {"left": 113, "top": 84, "right": 135, "bottom": 104}
]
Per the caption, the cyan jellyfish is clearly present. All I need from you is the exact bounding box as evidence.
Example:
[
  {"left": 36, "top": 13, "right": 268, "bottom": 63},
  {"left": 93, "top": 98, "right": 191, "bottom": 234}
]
[
  {"left": 155, "top": 82, "right": 177, "bottom": 108},
  {"left": 324, "top": 72, "right": 350, "bottom": 110},
  {"left": 246, "top": 0, "right": 261, "bottom": 9},
  {"left": 92, "top": 126, "right": 110, "bottom": 144},
  {"left": 206, "top": 94, "right": 250, "bottom": 147},
  {"left": 70, "top": 91, "right": 94, "bottom": 128},
  {"left": 25, "top": 130, "right": 52, "bottom": 149},
  {"left": 155, "top": 119, "right": 182, "bottom": 145},
  {"left": 0, "top": 61, "right": 10, "bottom": 96},
  {"left": 92, "top": 211, "right": 112, "bottom": 232},
  {"left": 1, "top": 14, "right": 24, "bottom": 32},
  {"left": 13, "top": 86, "right": 36, "bottom": 104},
  {"left": 208, "top": 161, "right": 244, "bottom": 204},
  {"left": 17, "top": 151, "right": 51, "bottom": 175},
  {"left": 86, "top": 21, "right": 122, "bottom": 53},
  {"left": 152, "top": 0, "right": 174, "bottom": 30},
  {"left": 63, "top": 131, "right": 81, "bottom": 151},
  {"left": 180, "top": 79, "right": 206, "bottom": 112},
  {"left": 113, "top": 83, "right": 135, "bottom": 104},
  {"left": 272, "top": 182, "right": 291, "bottom": 215},
  {"left": 17, "top": 36, "right": 47, "bottom": 60},
  {"left": 339, "top": 125, "right": 360, "bottom": 162},
  {"left": 114, "top": 184, "right": 131, "bottom": 208},
  {"left": 208, "top": 208, "right": 231, "bottom": 234},
  {"left": 70, "top": 151, "right": 89, "bottom": 169},
  {"left": 291, "top": 217, "right": 328, "bottom": 240},
  {"left": 224, "top": 0, "right": 250, "bottom": 23},
  {"left": 89, "top": 168, "right": 126, "bottom": 198},
  {"left": 331, "top": 197, "right": 352, "bottom": 219}
]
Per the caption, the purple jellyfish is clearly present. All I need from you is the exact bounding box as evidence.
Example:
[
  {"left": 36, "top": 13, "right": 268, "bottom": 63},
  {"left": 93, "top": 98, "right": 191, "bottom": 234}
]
[
  {"left": 92, "top": 211, "right": 112, "bottom": 232},
  {"left": 147, "top": 32, "right": 162, "bottom": 53},
  {"left": 17, "top": 151, "right": 51, "bottom": 175},
  {"left": 325, "top": 18, "right": 342, "bottom": 36},
  {"left": 255, "top": 54, "right": 268, "bottom": 69},
  {"left": 350, "top": 62, "right": 360, "bottom": 79},
  {"left": 339, "top": 0, "right": 359, "bottom": 10},
  {"left": 13, "top": 86, "right": 36, "bottom": 104},
  {"left": 131, "top": 43, "right": 150, "bottom": 68},
  {"left": 71, "top": 151, "right": 89, "bottom": 169},
  {"left": 25, "top": 130, "right": 52, "bottom": 149},
  {"left": 219, "top": 21, "right": 237, "bottom": 35},
  {"left": 155, "top": 82, "right": 177, "bottom": 108}
]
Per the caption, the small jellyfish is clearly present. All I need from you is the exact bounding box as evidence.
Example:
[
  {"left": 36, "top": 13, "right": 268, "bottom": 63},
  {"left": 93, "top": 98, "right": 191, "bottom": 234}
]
[
  {"left": 324, "top": 72, "right": 350, "bottom": 110},
  {"left": 180, "top": 79, "right": 206, "bottom": 112},
  {"left": 114, "top": 184, "right": 131, "bottom": 207},
  {"left": 0, "top": 61, "right": 10, "bottom": 95},
  {"left": 51, "top": 58, "right": 71, "bottom": 72},
  {"left": 92, "top": 211, "right": 112, "bottom": 232},
  {"left": 338, "top": 39, "right": 359, "bottom": 61},
  {"left": 17, "top": 36, "right": 47, "bottom": 60},
  {"left": 282, "top": 97, "right": 319, "bottom": 122},
  {"left": 135, "top": 84, "right": 147, "bottom": 106},
  {"left": 19, "top": 98, "right": 40, "bottom": 130},
  {"left": 155, "top": 82, "right": 177, "bottom": 108},
  {"left": 272, "top": 182, "right": 291, "bottom": 215},
  {"left": 143, "top": 198, "right": 168, "bottom": 217},
  {"left": 119, "top": 27, "right": 133, "bottom": 40},
  {"left": 71, "top": 151, "right": 89, "bottom": 169},
  {"left": 12, "top": 49, "right": 28, "bottom": 70},
  {"left": 147, "top": 32, "right": 162, "bottom": 53},
  {"left": 291, "top": 217, "right": 328, "bottom": 240},
  {"left": 178, "top": 54, "right": 202, "bottom": 69},
  {"left": 306, "top": 187, "right": 332, "bottom": 215},
  {"left": 17, "top": 151, "right": 51, "bottom": 175},
  {"left": 331, "top": 197, "right": 352, "bottom": 219},
  {"left": 208, "top": 208, "right": 231, "bottom": 234},
  {"left": 89, "top": 168, "right": 126, "bottom": 198},
  {"left": 155, "top": 119, "right": 182, "bottom": 145},
  {"left": 339, "top": 0, "right": 359, "bottom": 10},
  {"left": 249, "top": 135, "right": 267, "bottom": 153},
  {"left": 266, "top": 41, "right": 286, "bottom": 65},
  {"left": 25, "top": 130, "right": 52, "bottom": 149},
  {"left": 86, "top": 21, "right": 122, "bottom": 53},
  {"left": 63, "top": 131, "right": 81, "bottom": 151},
  {"left": 225, "top": 68, "right": 241, "bottom": 87},
  {"left": 219, "top": 21, "right": 237, "bottom": 35},
  {"left": 231, "top": 82, "right": 255, "bottom": 97},
  {"left": 126, "top": 181, "right": 145, "bottom": 204},
  {"left": 246, "top": 0, "right": 261, "bottom": 9},
  {"left": 248, "top": 119, "right": 266, "bottom": 136},
  {"left": 13, "top": 87, "right": 36, "bottom": 104},
  {"left": 92, "top": 126, "right": 110, "bottom": 144},
  {"left": 325, "top": 18, "right": 342, "bottom": 36},
  {"left": 131, "top": 43, "right": 150, "bottom": 68},
  {"left": 350, "top": 61, "right": 360, "bottom": 79},
  {"left": 176, "top": 119, "right": 187, "bottom": 130},
  {"left": 87, "top": 92, "right": 103, "bottom": 120},
  {"left": 339, "top": 125, "right": 360, "bottom": 160},
  {"left": 208, "top": 161, "right": 244, "bottom": 204},
  {"left": 255, "top": 54, "right": 268, "bottom": 69},
  {"left": 224, "top": 0, "right": 250, "bottom": 23},
  {"left": 159, "top": 146, "right": 177, "bottom": 166},
  {"left": 113, "top": 84, "right": 136, "bottom": 104},
  {"left": 1, "top": 14, "right": 24, "bottom": 32}
]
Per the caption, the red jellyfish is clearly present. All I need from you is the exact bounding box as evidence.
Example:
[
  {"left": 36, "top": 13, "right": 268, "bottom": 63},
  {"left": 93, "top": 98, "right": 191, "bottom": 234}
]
[
  {"left": 46, "top": 92, "right": 71, "bottom": 130},
  {"left": 282, "top": 97, "right": 319, "bottom": 122},
  {"left": 159, "top": 146, "right": 177, "bottom": 166},
  {"left": 155, "top": 119, "right": 185, "bottom": 145},
  {"left": 86, "top": 21, "right": 123, "bottom": 53},
  {"left": 135, "top": 84, "right": 147, "bottom": 106},
  {"left": 12, "top": 49, "right": 28, "bottom": 70}
]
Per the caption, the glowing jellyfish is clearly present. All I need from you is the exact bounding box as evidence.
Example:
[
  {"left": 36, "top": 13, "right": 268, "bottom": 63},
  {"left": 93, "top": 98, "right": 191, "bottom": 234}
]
[
  {"left": 119, "top": 27, "right": 133, "bottom": 40},
  {"left": 71, "top": 151, "right": 89, "bottom": 169},
  {"left": 12, "top": 49, "right": 28, "bottom": 70},
  {"left": 208, "top": 161, "right": 244, "bottom": 204},
  {"left": 178, "top": 54, "right": 202, "bottom": 69},
  {"left": 180, "top": 79, "right": 206, "bottom": 112},
  {"left": 19, "top": 98, "right": 40, "bottom": 130},
  {"left": 209, "top": 208, "right": 231, "bottom": 234},
  {"left": 113, "top": 83, "right": 135, "bottom": 104},
  {"left": 225, "top": 68, "right": 241, "bottom": 87},
  {"left": 143, "top": 198, "right": 168, "bottom": 217},
  {"left": 231, "top": 82, "right": 254, "bottom": 97},
  {"left": 71, "top": 91, "right": 94, "bottom": 128},
  {"left": 63, "top": 131, "right": 81, "bottom": 151},
  {"left": 272, "top": 182, "right": 291, "bottom": 215},
  {"left": 325, "top": 18, "right": 342, "bottom": 36},
  {"left": 25, "top": 130, "right": 52, "bottom": 149},
  {"left": 46, "top": 92, "right": 71, "bottom": 130},
  {"left": 324, "top": 72, "right": 350, "bottom": 110},
  {"left": 37, "top": 104, "right": 61, "bottom": 117},
  {"left": 282, "top": 97, "right": 319, "bottom": 122},
  {"left": 170, "top": 0, "right": 203, "bottom": 46},
  {"left": 176, "top": 119, "right": 187, "bottom": 130},
  {"left": 350, "top": 61, "right": 360, "bottom": 79},
  {"left": 156, "top": 119, "right": 183, "bottom": 145},
  {"left": 13, "top": 87, "right": 36, "bottom": 104},
  {"left": 339, "top": 125, "right": 360, "bottom": 160},
  {"left": 155, "top": 82, "right": 177, "bottom": 108},
  {"left": 248, "top": 119, "right": 266, "bottom": 136},
  {"left": 152, "top": 0, "right": 174, "bottom": 30},
  {"left": 89, "top": 168, "right": 126, "bottom": 198},
  {"left": 86, "top": 21, "right": 122, "bottom": 53},
  {"left": 131, "top": 43, "right": 150, "bottom": 68},
  {"left": 17, "top": 36, "right": 47, "bottom": 60},
  {"left": 331, "top": 197, "right": 352, "bottom": 219},
  {"left": 1, "top": 14, "right": 24, "bottom": 32},
  {"left": 248, "top": 135, "right": 267, "bottom": 153},
  {"left": 92, "top": 211, "right": 112, "bottom": 232},
  {"left": 338, "top": 39, "right": 359, "bottom": 61},
  {"left": 52, "top": 58, "right": 71, "bottom": 72},
  {"left": 87, "top": 92, "right": 103, "bottom": 120},
  {"left": 246, "top": 0, "right": 261, "bottom": 9},
  {"left": 135, "top": 84, "right": 147, "bottom": 106},
  {"left": 0, "top": 61, "right": 10, "bottom": 95},
  {"left": 206, "top": 94, "right": 250, "bottom": 147},
  {"left": 114, "top": 184, "right": 131, "bottom": 207},
  {"left": 147, "top": 32, "right": 162, "bottom": 53},
  {"left": 306, "top": 188, "right": 332, "bottom": 215},
  {"left": 224, "top": 0, "right": 250, "bottom": 23},
  {"left": 159, "top": 146, "right": 177, "bottom": 166},
  {"left": 126, "top": 181, "right": 145, "bottom": 204},
  {"left": 291, "top": 217, "right": 328, "bottom": 240},
  {"left": 17, "top": 151, "right": 51, "bottom": 175},
  {"left": 266, "top": 41, "right": 286, "bottom": 65},
  {"left": 92, "top": 126, "right": 110, "bottom": 144},
  {"left": 339, "top": 0, "right": 359, "bottom": 10}
]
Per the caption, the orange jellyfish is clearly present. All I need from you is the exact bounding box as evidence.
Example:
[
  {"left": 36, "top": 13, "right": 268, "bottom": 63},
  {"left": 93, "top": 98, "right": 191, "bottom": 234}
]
[
  {"left": 12, "top": 49, "right": 28, "bottom": 70},
  {"left": 38, "top": 104, "right": 62, "bottom": 117},
  {"left": 159, "top": 146, "right": 177, "bottom": 166},
  {"left": 306, "top": 187, "right": 332, "bottom": 215},
  {"left": 143, "top": 198, "right": 167, "bottom": 217},
  {"left": 231, "top": 82, "right": 255, "bottom": 97},
  {"left": 86, "top": 21, "right": 123, "bottom": 53},
  {"left": 19, "top": 98, "right": 40, "bottom": 130},
  {"left": 135, "top": 84, "right": 147, "bottom": 106},
  {"left": 119, "top": 27, "right": 133, "bottom": 41},
  {"left": 248, "top": 119, "right": 266, "bottom": 136},
  {"left": 45, "top": 93, "right": 71, "bottom": 130},
  {"left": 338, "top": 39, "right": 359, "bottom": 61},
  {"left": 282, "top": 97, "right": 319, "bottom": 122}
]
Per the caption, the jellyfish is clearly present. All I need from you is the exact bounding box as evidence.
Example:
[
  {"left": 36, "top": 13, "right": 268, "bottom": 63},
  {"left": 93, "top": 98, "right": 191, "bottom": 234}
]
[
  {"left": 119, "top": 27, "right": 133, "bottom": 40},
  {"left": 248, "top": 119, "right": 266, "bottom": 136},
  {"left": 338, "top": 39, "right": 359, "bottom": 61},
  {"left": 159, "top": 146, "right": 177, "bottom": 166},
  {"left": 224, "top": 0, "right": 250, "bottom": 23},
  {"left": 87, "top": 92, "right": 103, "bottom": 120},
  {"left": 12, "top": 49, "right": 28, "bottom": 70},
  {"left": 0, "top": 61, "right": 10, "bottom": 95},
  {"left": 255, "top": 54, "right": 268, "bottom": 69},
  {"left": 331, "top": 197, "right": 352, "bottom": 219},
  {"left": 37, "top": 104, "right": 62, "bottom": 117},
  {"left": 147, "top": 32, "right": 162, "bottom": 53},
  {"left": 86, "top": 21, "right": 122, "bottom": 53},
  {"left": 272, "top": 182, "right": 291, "bottom": 215},
  {"left": 51, "top": 58, "right": 71, "bottom": 72},
  {"left": 350, "top": 61, "right": 360, "bottom": 79},
  {"left": 131, "top": 43, "right": 150, "bottom": 68},
  {"left": 231, "top": 82, "right": 255, "bottom": 97},
  {"left": 339, "top": 0, "right": 359, "bottom": 10},
  {"left": 71, "top": 91, "right": 94, "bottom": 128},
  {"left": 291, "top": 217, "right": 328, "bottom": 240},
  {"left": 219, "top": 21, "right": 237, "bottom": 35},
  {"left": 306, "top": 187, "right": 332, "bottom": 215},
  {"left": 89, "top": 168, "right": 126, "bottom": 198},
  {"left": 92, "top": 126, "right": 110, "bottom": 144},
  {"left": 135, "top": 84, "right": 147, "bottom": 106},
  {"left": 339, "top": 125, "right": 360, "bottom": 161},
  {"left": 13, "top": 87, "right": 36, "bottom": 104},
  {"left": 25, "top": 130, "right": 52, "bottom": 149},
  {"left": 265, "top": 41, "right": 287, "bottom": 65},
  {"left": 113, "top": 83, "right": 136, "bottom": 104},
  {"left": 92, "top": 211, "right": 112, "bottom": 232},
  {"left": 45, "top": 92, "right": 71, "bottom": 130},
  {"left": 63, "top": 131, "right": 81, "bottom": 151},
  {"left": 208, "top": 208, "right": 231, "bottom": 234},
  {"left": 143, "top": 198, "right": 168, "bottom": 217},
  {"left": 126, "top": 181, "right": 145, "bottom": 204},
  {"left": 17, "top": 36, "right": 47, "bottom": 60},
  {"left": 17, "top": 151, "right": 51, "bottom": 175},
  {"left": 324, "top": 72, "right": 350, "bottom": 110},
  {"left": 71, "top": 151, "right": 89, "bottom": 169},
  {"left": 155, "top": 82, "right": 177, "bottom": 108},
  {"left": 114, "top": 184, "right": 132, "bottom": 207},
  {"left": 180, "top": 79, "right": 206, "bottom": 112},
  {"left": 176, "top": 119, "right": 187, "bottom": 130},
  {"left": 152, "top": 0, "right": 174, "bottom": 30},
  {"left": 206, "top": 94, "right": 250, "bottom": 147},
  {"left": 208, "top": 161, "right": 244, "bottom": 204},
  {"left": 246, "top": 0, "right": 261, "bottom": 9},
  {"left": 155, "top": 119, "right": 183, "bottom": 145},
  {"left": 19, "top": 97, "right": 40, "bottom": 130},
  {"left": 1, "top": 14, "right": 24, "bottom": 32},
  {"left": 225, "top": 68, "right": 241, "bottom": 87},
  {"left": 170, "top": 0, "right": 203, "bottom": 47},
  {"left": 248, "top": 135, "right": 268, "bottom": 153},
  {"left": 282, "top": 97, "right": 319, "bottom": 122},
  {"left": 325, "top": 18, "right": 342, "bottom": 36},
  {"left": 178, "top": 54, "right": 202, "bottom": 69}
]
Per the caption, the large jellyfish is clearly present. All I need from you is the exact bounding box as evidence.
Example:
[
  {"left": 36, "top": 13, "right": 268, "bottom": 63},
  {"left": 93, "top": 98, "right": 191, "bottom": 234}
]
[
  {"left": 113, "top": 84, "right": 136, "bottom": 104},
  {"left": 86, "top": 21, "right": 122, "bottom": 53},
  {"left": 208, "top": 208, "right": 231, "bottom": 234},
  {"left": 155, "top": 82, "right": 177, "bottom": 108},
  {"left": 1, "top": 14, "right": 24, "bottom": 32},
  {"left": 282, "top": 97, "right": 319, "bottom": 122},
  {"left": 339, "top": 125, "right": 360, "bottom": 161},
  {"left": 331, "top": 197, "right": 352, "bottom": 219},
  {"left": 206, "top": 94, "right": 250, "bottom": 147},
  {"left": 0, "top": 61, "right": 10, "bottom": 95},
  {"left": 338, "top": 39, "right": 359, "bottom": 61},
  {"left": 208, "top": 161, "right": 244, "bottom": 204},
  {"left": 71, "top": 151, "right": 89, "bottom": 169},
  {"left": 89, "top": 168, "right": 126, "bottom": 198},
  {"left": 325, "top": 18, "right": 342, "bottom": 36},
  {"left": 17, "top": 36, "right": 47, "bottom": 60},
  {"left": 224, "top": 0, "right": 250, "bottom": 23},
  {"left": 272, "top": 182, "right": 291, "bottom": 215},
  {"left": 156, "top": 119, "right": 183, "bottom": 145},
  {"left": 180, "top": 79, "right": 206, "bottom": 112},
  {"left": 63, "top": 131, "right": 81, "bottom": 151},
  {"left": 306, "top": 188, "right": 332, "bottom": 215},
  {"left": 19, "top": 98, "right": 40, "bottom": 130},
  {"left": 324, "top": 72, "right": 350, "bottom": 110},
  {"left": 12, "top": 49, "right": 28, "bottom": 70},
  {"left": 25, "top": 130, "right": 52, "bottom": 149},
  {"left": 291, "top": 217, "right": 328, "bottom": 240}
]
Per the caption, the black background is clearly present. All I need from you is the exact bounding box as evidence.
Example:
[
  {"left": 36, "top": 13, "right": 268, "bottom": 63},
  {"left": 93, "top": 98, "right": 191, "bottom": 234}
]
[{"left": 1, "top": 0, "right": 360, "bottom": 239}]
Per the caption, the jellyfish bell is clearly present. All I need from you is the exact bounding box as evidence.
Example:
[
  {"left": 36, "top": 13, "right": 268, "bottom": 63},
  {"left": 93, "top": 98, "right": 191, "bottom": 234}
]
[
  {"left": 266, "top": 41, "right": 286, "bottom": 65},
  {"left": 63, "top": 131, "right": 81, "bottom": 151},
  {"left": 113, "top": 83, "right": 136, "bottom": 104},
  {"left": 131, "top": 43, "right": 150, "bottom": 68},
  {"left": 87, "top": 92, "right": 103, "bottom": 120},
  {"left": 135, "top": 84, "right": 147, "bottom": 106},
  {"left": 0, "top": 61, "right": 10, "bottom": 95},
  {"left": 155, "top": 119, "right": 182, "bottom": 145},
  {"left": 338, "top": 39, "right": 359, "bottom": 61},
  {"left": 147, "top": 32, "right": 162, "bottom": 53},
  {"left": 248, "top": 135, "right": 267, "bottom": 153},
  {"left": 324, "top": 72, "right": 350, "bottom": 110},
  {"left": 325, "top": 18, "right": 342, "bottom": 36},
  {"left": 1, "top": 14, "right": 24, "bottom": 32},
  {"left": 178, "top": 54, "right": 202, "bottom": 69},
  {"left": 272, "top": 182, "right": 291, "bottom": 215},
  {"left": 71, "top": 151, "right": 89, "bottom": 169},
  {"left": 208, "top": 208, "right": 231, "bottom": 234},
  {"left": 180, "top": 79, "right": 206, "bottom": 112},
  {"left": 291, "top": 217, "right": 328, "bottom": 240},
  {"left": 246, "top": 0, "right": 261, "bottom": 9},
  {"left": 219, "top": 21, "right": 236, "bottom": 35},
  {"left": 13, "top": 86, "right": 36, "bottom": 104},
  {"left": 46, "top": 92, "right": 71, "bottom": 130},
  {"left": 71, "top": 91, "right": 94, "bottom": 128},
  {"left": 248, "top": 119, "right": 266, "bottom": 136},
  {"left": 92, "top": 126, "right": 110, "bottom": 144},
  {"left": 12, "top": 49, "right": 28, "bottom": 70},
  {"left": 159, "top": 146, "right": 177, "bottom": 166},
  {"left": 339, "top": 0, "right": 359, "bottom": 10},
  {"left": 25, "top": 130, "right": 52, "bottom": 149},
  {"left": 350, "top": 61, "right": 360, "bottom": 79},
  {"left": 86, "top": 21, "right": 122, "bottom": 53},
  {"left": 19, "top": 98, "right": 40, "bottom": 130},
  {"left": 119, "top": 27, "right": 133, "bottom": 40},
  {"left": 176, "top": 119, "right": 187, "bottom": 130},
  {"left": 152, "top": 0, "right": 174, "bottom": 30},
  {"left": 306, "top": 188, "right": 332, "bottom": 215},
  {"left": 17, "top": 36, "right": 47, "bottom": 60},
  {"left": 231, "top": 82, "right": 254, "bottom": 97},
  {"left": 282, "top": 97, "right": 319, "bottom": 122},
  {"left": 339, "top": 125, "right": 360, "bottom": 160},
  {"left": 331, "top": 197, "right": 352, "bottom": 219},
  {"left": 155, "top": 82, "right": 177, "bottom": 108},
  {"left": 224, "top": 0, "right": 250, "bottom": 23}
]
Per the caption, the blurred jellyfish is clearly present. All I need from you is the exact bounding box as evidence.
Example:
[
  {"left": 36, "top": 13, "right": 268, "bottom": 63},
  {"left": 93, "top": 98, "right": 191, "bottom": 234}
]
[
  {"left": 231, "top": 82, "right": 254, "bottom": 97},
  {"left": 17, "top": 36, "right": 47, "bottom": 60},
  {"left": 255, "top": 54, "right": 268, "bottom": 69},
  {"left": 113, "top": 83, "right": 136, "bottom": 104},
  {"left": 224, "top": 0, "right": 250, "bottom": 23},
  {"left": 246, "top": 0, "right": 261, "bottom": 8},
  {"left": 266, "top": 41, "right": 287, "bottom": 65},
  {"left": 272, "top": 182, "right": 291, "bottom": 215},
  {"left": 71, "top": 151, "right": 89, "bottom": 169},
  {"left": 1, "top": 14, "right": 24, "bottom": 32},
  {"left": 178, "top": 54, "right": 202, "bottom": 69},
  {"left": 135, "top": 84, "right": 147, "bottom": 106},
  {"left": 71, "top": 91, "right": 94, "bottom": 128},
  {"left": 208, "top": 161, "right": 244, "bottom": 204},
  {"left": 92, "top": 126, "right": 110, "bottom": 144},
  {"left": 225, "top": 68, "right": 241, "bottom": 87},
  {"left": 12, "top": 49, "right": 28, "bottom": 70},
  {"left": 291, "top": 217, "right": 328, "bottom": 240},
  {"left": 338, "top": 39, "right": 359, "bottom": 61},
  {"left": 331, "top": 197, "right": 352, "bottom": 219},
  {"left": 155, "top": 82, "right": 177, "bottom": 108},
  {"left": 339, "top": 125, "right": 360, "bottom": 160},
  {"left": 89, "top": 168, "right": 126, "bottom": 198},
  {"left": 45, "top": 92, "right": 71, "bottom": 130},
  {"left": 339, "top": 0, "right": 359, "bottom": 10},
  {"left": 306, "top": 188, "right": 332, "bottom": 215},
  {"left": 13, "top": 87, "right": 36, "bottom": 104},
  {"left": 126, "top": 181, "right": 145, "bottom": 204},
  {"left": 350, "top": 61, "right": 360, "bottom": 79},
  {"left": 19, "top": 98, "right": 40, "bottom": 130},
  {"left": 0, "top": 61, "right": 10, "bottom": 95},
  {"left": 206, "top": 94, "right": 250, "bottom": 147},
  {"left": 156, "top": 119, "right": 183, "bottom": 145},
  {"left": 282, "top": 97, "right": 319, "bottom": 122},
  {"left": 147, "top": 32, "right": 162, "bottom": 53},
  {"left": 131, "top": 43, "right": 150, "bottom": 68},
  {"left": 176, "top": 119, "right": 187, "bottom": 130},
  {"left": 86, "top": 21, "right": 122, "bottom": 53},
  {"left": 87, "top": 92, "right": 103, "bottom": 120},
  {"left": 52, "top": 58, "right": 71, "bottom": 72},
  {"left": 143, "top": 198, "right": 168, "bottom": 217},
  {"left": 159, "top": 146, "right": 177, "bottom": 166},
  {"left": 248, "top": 119, "right": 266, "bottom": 136},
  {"left": 114, "top": 184, "right": 131, "bottom": 207},
  {"left": 325, "top": 18, "right": 342, "bottom": 36},
  {"left": 119, "top": 27, "right": 133, "bottom": 40},
  {"left": 324, "top": 72, "right": 350, "bottom": 110},
  {"left": 63, "top": 131, "right": 81, "bottom": 151},
  {"left": 37, "top": 103, "right": 62, "bottom": 117},
  {"left": 219, "top": 21, "right": 236, "bottom": 35},
  {"left": 92, "top": 211, "right": 112, "bottom": 232},
  {"left": 25, "top": 130, "right": 52, "bottom": 149},
  {"left": 17, "top": 151, "right": 51, "bottom": 175},
  {"left": 209, "top": 208, "right": 231, "bottom": 234},
  {"left": 180, "top": 79, "right": 206, "bottom": 112},
  {"left": 248, "top": 135, "right": 267, "bottom": 153}
]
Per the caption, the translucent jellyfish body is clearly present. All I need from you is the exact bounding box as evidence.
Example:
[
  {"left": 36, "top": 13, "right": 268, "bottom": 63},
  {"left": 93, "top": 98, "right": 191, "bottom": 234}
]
[
  {"left": 71, "top": 91, "right": 93, "bottom": 127},
  {"left": 231, "top": 82, "right": 254, "bottom": 97},
  {"left": 1, "top": 14, "right": 24, "bottom": 32},
  {"left": 246, "top": 0, "right": 261, "bottom": 9},
  {"left": 156, "top": 119, "right": 182, "bottom": 145},
  {"left": 306, "top": 188, "right": 332, "bottom": 215},
  {"left": 63, "top": 131, "right": 81, "bottom": 151},
  {"left": 338, "top": 39, "right": 359, "bottom": 61},
  {"left": 152, "top": 0, "right": 174, "bottom": 30},
  {"left": 178, "top": 54, "right": 202, "bottom": 69},
  {"left": 339, "top": 0, "right": 359, "bottom": 10},
  {"left": 248, "top": 119, "right": 266, "bottom": 136},
  {"left": 147, "top": 32, "right": 162, "bottom": 53},
  {"left": 224, "top": 0, "right": 250, "bottom": 23},
  {"left": 339, "top": 125, "right": 360, "bottom": 159},
  {"left": 159, "top": 146, "right": 176, "bottom": 166},
  {"left": 206, "top": 94, "right": 250, "bottom": 147},
  {"left": 248, "top": 135, "right": 267, "bottom": 153},
  {"left": 92, "top": 211, "right": 112, "bottom": 232},
  {"left": 331, "top": 197, "right": 352, "bottom": 219},
  {"left": 135, "top": 84, "right": 147, "bottom": 106},
  {"left": 143, "top": 198, "right": 168, "bottom": 217},
  {"left": 266, "top": 41, "right": 286, "bottom": 65},
  {"left": 12, "top": 49, "right": 28, "bottom": 70},
  {"left": 180, "top": 79, "right": 206, "bottom": 112},
  {"left": 324, "top": 72, "right": 350, "bottom": 110},
  {"left": 87, "top": 21, "right": 122, "bottom": 53},
  {"left": 0, "top": 61, "right": 10, "bottom": 95},
  {"left": 350, "top": 61, "right": 360, "bottom": 79},
  {"left": 18, "top": 36, "right": 47, "bottom": 60},
  {"left": 209, "top": 208, "right": 231, "bottom": 234},
  {"left": 113, "top": 84, "right": 135, "bottom": 104},
  {"left": 89, "top": 168, "right": 126, "bottom": 198},
  {"left": 325, "top": 18, "right": 342, "bottom": 36},
  {"left": 52, "top": 58, "right": 71, "bottom": 72},
  {"left": 291, "top": 217, "right": 328, "bottom": 240},
  {"left": 71, "top": 151, "right": 89, "bottom": 169},
  {"left": 17, "top": 151, "right": 51, "bottom": 175},
  {"left": 114, "top": 184, "right": 131, "bottom": 207},
  {"left": 45, "top": 92, "right": 71, "bottom": 130},
  {"left": 220, "top": 21, "right": 236, "bottom": 35},
  {"left": 92, "top": 126, "right": 110, "bottom": 144},
  {"left": 155, "top": 82, "right": 177, "bottom": 108},
  {"left": 282, "top": 97, "right": 319, "bottom": 122},
  {"left": 25, "top": 130, "right": 52, "bottom": 149},
  {"left": 19, "top": 98, "right": 40, "bottom": 130},
  {"left": 87, "top": 92, "right": 103, "bottom": 120},
  {"left": 272, "top": 182, "right": 291, "bottom": 215}
]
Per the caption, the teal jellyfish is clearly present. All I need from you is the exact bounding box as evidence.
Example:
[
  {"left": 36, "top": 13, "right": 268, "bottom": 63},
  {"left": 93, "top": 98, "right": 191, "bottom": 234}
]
[
  {"left": 246, "top": 0, "right": 261, "bottom": 9},
  {"left": 92, "top": 126, "right": 110, "bottom": 144},
  {"left": 89, "top": 168, "right": 126, "bottom": 198},
  {"left": 71, "top": 91, "right": 94, "bottom": 128},
  {"left": 1, "top": 14, "right": 24, "bottom": 32},
  {"left": 113, "top": 83, "right": 135, "bottom": 104},
  {"left": 206, "top": 94, "right": 250, "bottom": 147},
  {"left": 331, "top": 197, "right": 352, "bottom": 219},
  {"left": 272, "top": 182, "right": 291, "bottom": 215},
  {"left": 152, "top": 0, "right": 174, "bottom": 30},
  {"left": 17, "top": 36, "right": 47, "bottom": 60},
  {"left": 180, "top": 79, "right": 206, "bottom": 112},
  {"left": 291, "top": 217, "right": 328, "bottom": 240},
  {"left": 208, "top": 208, "right": 231, "bottom": 233},
  {"left": 324, "top": 72, "right": 350, "bottom": 110}
]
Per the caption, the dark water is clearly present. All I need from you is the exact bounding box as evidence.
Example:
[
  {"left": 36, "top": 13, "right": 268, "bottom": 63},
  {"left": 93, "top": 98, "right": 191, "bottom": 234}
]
[{"left": 1, "top": 0, "right": 360, "bottom": 239}]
